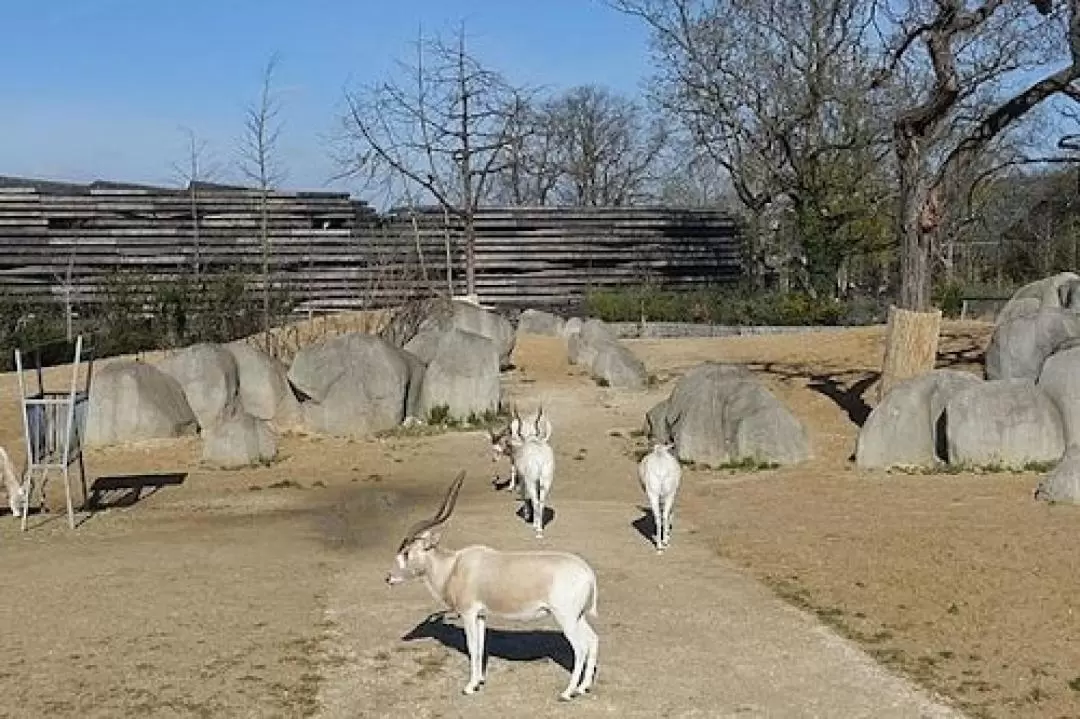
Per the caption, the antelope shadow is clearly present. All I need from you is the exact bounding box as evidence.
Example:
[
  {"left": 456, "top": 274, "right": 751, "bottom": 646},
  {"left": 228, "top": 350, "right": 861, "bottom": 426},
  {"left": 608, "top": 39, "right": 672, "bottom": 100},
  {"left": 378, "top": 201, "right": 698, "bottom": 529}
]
[
  {"left": 402, "top": 611, "right": 573, "bottom": 673},
  {"left": 631, "top": 505, "right": 658, "bottom": 546},
  {"left": 514, "top": 502, "right": 555, "bottom": 530}
]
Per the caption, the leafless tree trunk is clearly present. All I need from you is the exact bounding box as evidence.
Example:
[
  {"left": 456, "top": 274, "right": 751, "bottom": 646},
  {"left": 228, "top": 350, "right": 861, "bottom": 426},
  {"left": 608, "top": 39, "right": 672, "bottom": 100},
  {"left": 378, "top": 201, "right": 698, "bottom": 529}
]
[
  {"left": 173, "top": 127, "right": 221, "bottom": 285},
  {"left": 61, "top": 235, "right": 78, "bottom": 341},
  {"left": 873, "top": 0, "right": 1080, "bottom": 311},
  {"left": 239, "top": 53, "right": 287, "bottom": 350},
  {"left": 868, "top": 0, "right": 1080, "bottom": 391}
]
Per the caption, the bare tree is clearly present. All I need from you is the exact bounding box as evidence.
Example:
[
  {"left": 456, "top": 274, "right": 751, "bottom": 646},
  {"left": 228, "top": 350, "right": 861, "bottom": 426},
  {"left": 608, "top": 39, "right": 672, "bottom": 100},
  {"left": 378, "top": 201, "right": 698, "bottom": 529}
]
[
  {"left": 871, "top": 0, "right": 1079, "bottom": 311},
  {"left": 339, "top": 26, "right": 530, "bottom": 298},
  {"left": 653, "top": 139, "right": 733, "bottom": 208},
  {"left": 611, "top": 0, "right": 893, "bottom": 296},
  {"left": 239, "top": 52, "right": 287, "bottom": 344},
  {"left": 862, "top": 0, "right": 1079, "bottom": 394},
  {"left": 494, "top": 85, "right": 669, "bottom": 205},
  {"left": 172, "top": 127, "right": 221, "bottom": 283},
  {"left": 490, "top": 96, "right": 563, "bottom": 205}
]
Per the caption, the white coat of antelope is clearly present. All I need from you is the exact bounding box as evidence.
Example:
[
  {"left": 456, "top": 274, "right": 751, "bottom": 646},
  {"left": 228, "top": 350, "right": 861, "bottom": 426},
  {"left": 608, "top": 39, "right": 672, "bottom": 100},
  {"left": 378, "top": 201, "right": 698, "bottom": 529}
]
[
  {"left": 490, "top": 405, "right": 555, "bottom": 538},
  {"left": 489, "top": 404, "right": 553, "bottom": 492},
  {"left": 1, "top": 446, "right": 27, "bottom": 519},
  {"left": 638, "top": 442, "right": 681, "bottom": 553},
  {"left": 386, "top": 471, "right": 600, "bottom": 700}
]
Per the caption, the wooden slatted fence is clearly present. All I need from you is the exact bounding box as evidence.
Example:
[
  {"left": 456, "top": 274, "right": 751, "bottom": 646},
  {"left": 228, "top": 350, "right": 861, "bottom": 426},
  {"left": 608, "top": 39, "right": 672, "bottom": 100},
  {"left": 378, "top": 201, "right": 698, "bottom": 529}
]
[{"left": 0, "top": 176, "right": 742, "bottom": 313}]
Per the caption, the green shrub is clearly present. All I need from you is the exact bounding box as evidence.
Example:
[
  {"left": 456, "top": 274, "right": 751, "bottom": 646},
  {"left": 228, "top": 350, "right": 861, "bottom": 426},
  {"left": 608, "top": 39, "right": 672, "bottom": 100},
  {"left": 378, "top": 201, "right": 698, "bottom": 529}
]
[
  {"left": 933, "top": 281, "right": 964, "bottom": 319},
  {"left": 584, "top": 286, "right": 884, "bottom": 326},
  {"left": 0, "top": 267, "right": 295, "bottom": 370}
]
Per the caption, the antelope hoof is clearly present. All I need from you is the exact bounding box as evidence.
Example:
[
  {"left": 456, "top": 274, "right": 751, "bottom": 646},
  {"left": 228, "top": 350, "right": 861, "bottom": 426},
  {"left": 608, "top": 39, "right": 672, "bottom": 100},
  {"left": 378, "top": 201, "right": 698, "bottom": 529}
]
[
  {"left": 463, "top": 682, "right": 481, "bottom": 695},
  {"left": 559, "top": 690, "right": 576, "bottom": 702}
]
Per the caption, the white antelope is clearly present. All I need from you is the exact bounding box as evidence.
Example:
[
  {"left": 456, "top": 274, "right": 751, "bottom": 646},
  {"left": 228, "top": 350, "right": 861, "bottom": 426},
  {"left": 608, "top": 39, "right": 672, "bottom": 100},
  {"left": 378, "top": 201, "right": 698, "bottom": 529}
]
[
  {"left": 386, "top": 471, "right": 600, "bottom": 700},
  {"left": 498, "top": 406, "right": 555, "bottom": 538},
  {"left": 638, "top": 442, "right": 681, "bottom": 552},
  {"left": 489, "top": 404, "right": 553, "bottom": 493},
  {"left": 1, "top": 446, "right": 27, "bottom": 519}
]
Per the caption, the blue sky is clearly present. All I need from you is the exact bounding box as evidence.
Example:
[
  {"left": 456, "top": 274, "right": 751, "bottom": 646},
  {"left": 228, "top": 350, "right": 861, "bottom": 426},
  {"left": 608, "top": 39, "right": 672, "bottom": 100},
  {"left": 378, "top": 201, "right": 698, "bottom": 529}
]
[{"left": 0, "top": 0, "right": 652, "bottom": 194}]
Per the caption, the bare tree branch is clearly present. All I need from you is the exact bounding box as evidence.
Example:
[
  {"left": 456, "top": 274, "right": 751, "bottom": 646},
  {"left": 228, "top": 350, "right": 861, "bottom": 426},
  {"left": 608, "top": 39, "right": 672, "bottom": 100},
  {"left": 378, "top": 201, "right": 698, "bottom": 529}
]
[
  {"left": 238, "top": 52, "right": 287, "bottom": 351},
  {"left": 338, "top": 26, "right": 530, "bottom": 296}
]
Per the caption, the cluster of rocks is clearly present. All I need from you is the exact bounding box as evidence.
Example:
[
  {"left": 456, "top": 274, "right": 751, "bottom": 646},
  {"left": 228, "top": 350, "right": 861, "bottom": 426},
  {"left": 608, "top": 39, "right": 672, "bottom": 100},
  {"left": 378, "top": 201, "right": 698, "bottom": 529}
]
[
  {"left": 567, "top": 319, "right": 650, "bottom": 389},
  {"left": 86, "top": 341, "right": 291, "bottom": 469},
  {"left": 855, "top": 370, "right": 1064, "bottom": 470},
  {"left": 85, "top": 299, "right": 515, "bottom": 468},
  {"left": 855, "top": 271, "right": 1080, "bottom": 504},
  {"left": 515, "top": 309, "right": 811, "bottom": 465},
  {"left": 515, "top": 308, "right": 650, "bottom": 390},
  {"left": 81, "top": 300, "right": 809, "bottom": 475}
]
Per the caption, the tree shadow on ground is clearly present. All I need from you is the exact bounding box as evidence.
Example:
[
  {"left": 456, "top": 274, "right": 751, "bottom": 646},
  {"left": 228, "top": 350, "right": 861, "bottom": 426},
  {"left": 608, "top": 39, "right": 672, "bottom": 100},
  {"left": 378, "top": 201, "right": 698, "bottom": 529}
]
[
  {"left": 402, "top": 611, "right": 573, "bottom": 673},
  {"left": 752, "top": 361, "right": 879, "bottom": 428},
  {"left": 806, "top": 372, "right": 879, "bottom": 427},
  {"left": 936, "top": 339, "right": 987, "bottom": 369}
]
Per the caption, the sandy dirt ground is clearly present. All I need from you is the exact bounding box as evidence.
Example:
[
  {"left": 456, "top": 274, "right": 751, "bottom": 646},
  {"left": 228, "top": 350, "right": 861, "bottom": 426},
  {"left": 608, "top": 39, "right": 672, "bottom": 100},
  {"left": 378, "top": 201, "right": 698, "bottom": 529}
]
[{"left": 0, "top": 322, "right": 1075, "bottom": 719}]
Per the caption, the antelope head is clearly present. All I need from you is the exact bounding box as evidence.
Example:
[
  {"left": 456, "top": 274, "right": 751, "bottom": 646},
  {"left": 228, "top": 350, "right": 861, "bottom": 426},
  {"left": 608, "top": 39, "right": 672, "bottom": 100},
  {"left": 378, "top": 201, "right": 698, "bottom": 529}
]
[{"left": 386, "top": 471, "right": 466, "bottom": 586}]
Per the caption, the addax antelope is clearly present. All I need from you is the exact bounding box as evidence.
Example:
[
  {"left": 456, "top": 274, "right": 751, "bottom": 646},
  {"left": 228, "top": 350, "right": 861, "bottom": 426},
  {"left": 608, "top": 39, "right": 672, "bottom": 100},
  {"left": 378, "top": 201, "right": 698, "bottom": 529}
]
[
  {"left": 638, "top": 442, "right": 681, "bottom": 552},
  {"left": 386, "top": 471, "right": 599, "bottom": 700}
]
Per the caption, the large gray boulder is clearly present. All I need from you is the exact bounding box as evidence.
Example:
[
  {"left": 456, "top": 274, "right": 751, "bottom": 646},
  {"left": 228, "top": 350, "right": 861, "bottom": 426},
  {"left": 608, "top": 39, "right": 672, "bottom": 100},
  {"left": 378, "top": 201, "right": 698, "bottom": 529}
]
[
  {"left": 85, "top": 361, "right": 198, "bottom": 446},
  {"left": 382, "top": 298, "right": 515, "bottom": 369},
  {"left": 1061, "top": 277, "right": 1080, "bottom": 310},
  {"left": 565, "top": 317, "right": 648, "bottom": 389},
  {"left": 855, "top": 369, "right": 982, "bottom": 469},
  {"left": 155, "top": 343, "right": 240, "bottom": 429},
  {"left": 561, "top": 317, "right": 584, "bottom": 339},
  {"left": 646, "top": 364, "right": 753, "bottom": 443},
  {"left": 647, "top": 362, "right": 809, "bottom": 467},
  {"left": 201, "top": 405, "right": 278, "bottom": 469},
  {"left": 289, "top": 333, "right": 420, "bottom": 436},
  {"left": 590, "top": 341, "right": 648, "bottom": 389},
  {"left": 567, "top": 319, "right": 617, "bottom": 367},
  {"left": 996, "top": 296, "right": 1042, "bottom": 326},
  {"left": 1034, "top": 450, "right": 1080, "bottom": 503},
  {"left": 402, "top": 351, "right": 426, "bottom": 421},
  {"left": 225, "top": 340, "right": 302, "bottom": 429},
  {"left": 403, "top": 328, "right": 443, "bottom": 365},
  {"left": 984, "top": 309, "right": 1080, "bottom": 381},
  {"left": 1036, "top": 346, "right": 1080, "bottom": 446},
  {"left": 945, "top": 379, "right": 1065, "bottom": 468},
  {"left": 417, "top": 329, "right": 500, "bottom": 420},
  {"left": 996, "top": 271, "right": 1080, "bottom": 325},
  {"left": 447, "top": 300, "right": 515, "bottom": 368},
  {"left": 517, "top": 309, "right": 566, "bottom": 337}
]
